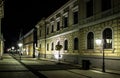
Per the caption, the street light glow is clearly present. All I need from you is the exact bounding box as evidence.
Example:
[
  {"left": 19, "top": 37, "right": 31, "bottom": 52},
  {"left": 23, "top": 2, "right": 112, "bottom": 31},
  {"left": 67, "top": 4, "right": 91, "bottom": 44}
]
[
  {"left": 54, "top": 51, "right": 63, "bottom": 60},
  {"left": 11, "top": 46, "right": 15, "bottom": 50},
  {"left": 18, "top": 43, "right": 23, "bottom": 47},
  {"left": 96, "top": 39, "right": 102, "bottom": 45}
]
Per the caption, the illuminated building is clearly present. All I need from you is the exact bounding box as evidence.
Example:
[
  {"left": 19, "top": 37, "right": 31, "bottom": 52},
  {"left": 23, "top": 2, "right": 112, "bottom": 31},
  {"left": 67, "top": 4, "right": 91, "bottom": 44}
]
[
  {"left": 19, "top": 28, "right": 37, "bottom": 58},
  {"left": 0, "top": 0, "right": 4, "bottom": 59},
  {"left": 35, "top": 0, "right": 120, "bottom": 70}
]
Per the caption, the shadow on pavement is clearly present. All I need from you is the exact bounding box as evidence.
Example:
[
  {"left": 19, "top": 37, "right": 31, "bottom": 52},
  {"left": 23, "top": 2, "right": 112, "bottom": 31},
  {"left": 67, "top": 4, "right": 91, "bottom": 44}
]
[{"left": 26, "top": 63, "right": 81, "bottom": 71}]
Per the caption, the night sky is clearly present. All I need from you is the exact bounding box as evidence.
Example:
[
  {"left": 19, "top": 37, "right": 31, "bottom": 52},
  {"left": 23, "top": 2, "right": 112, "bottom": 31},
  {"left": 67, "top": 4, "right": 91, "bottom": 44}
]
[{"left": 2, "top": 0, "right": 69, "bottom": 49}]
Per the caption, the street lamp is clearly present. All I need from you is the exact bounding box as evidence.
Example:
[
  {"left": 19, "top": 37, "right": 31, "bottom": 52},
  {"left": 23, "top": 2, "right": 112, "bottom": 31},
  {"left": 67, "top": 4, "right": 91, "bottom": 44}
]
[
  {"left": 11, "top": 46, "right": 15, "bottom": 50},
  {"left": 11, "top": 46, "right": 15, "bottom": 54},
  {"left": 96, "top": 39, "right": 105, "bottom": 72},
  {"left": 18, "top": 43, "right": 23, "bottom": 60}
]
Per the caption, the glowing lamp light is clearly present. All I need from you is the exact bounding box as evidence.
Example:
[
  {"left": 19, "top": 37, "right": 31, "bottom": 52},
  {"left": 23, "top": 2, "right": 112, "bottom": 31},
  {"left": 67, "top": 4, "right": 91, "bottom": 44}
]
[
  {"left": 106, "top": 39, "right": 112, "bottom": 44},
  {"left": 54, "top": 51, "right": 63, "bottom": 59},
  {"left": 11, "top": 46, "right": 15, "bottom": 50},
  {"left": 96, "top": 39, "right": 102, "bottom": 45},
  {"left": 18, "top": 43, "right": 23, "bottom": 47}
]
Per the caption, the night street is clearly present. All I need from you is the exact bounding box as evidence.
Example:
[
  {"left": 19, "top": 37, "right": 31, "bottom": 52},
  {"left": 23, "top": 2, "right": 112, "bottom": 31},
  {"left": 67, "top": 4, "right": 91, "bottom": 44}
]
[
  {"left": 1, "top": 0, "right": 120, "bottom": 78},
  {"left": 0, "top": 53, "right": 120, "bottom": 78}
]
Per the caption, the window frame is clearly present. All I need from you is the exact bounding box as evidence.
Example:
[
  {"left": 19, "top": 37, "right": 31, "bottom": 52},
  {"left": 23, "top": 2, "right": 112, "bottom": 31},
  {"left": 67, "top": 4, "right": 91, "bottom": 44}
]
[
  {"left": 87, "top": 32, "right": 94, "bottom": 49},
  {"left": 103, "top": 28, "right": 112, "bottom": 49},
  {"left": 74, "top": 37, "right": 79, "bottom": 50},
  {"left": 64, "top": 40, "right": 68, "bottom": 50}
]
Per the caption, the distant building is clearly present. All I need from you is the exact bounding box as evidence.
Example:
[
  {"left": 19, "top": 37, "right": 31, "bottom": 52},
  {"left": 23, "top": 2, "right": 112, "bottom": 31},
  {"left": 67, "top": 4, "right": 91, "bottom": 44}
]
[
  {"left": 0, "top": 0, "right": 4, "bottom": 59},
  {"left": 36, "top": 0, "right": 120, "bottom": 70},
  {"left": 19, "top": 28, "right": 37, "bottom": 58}
]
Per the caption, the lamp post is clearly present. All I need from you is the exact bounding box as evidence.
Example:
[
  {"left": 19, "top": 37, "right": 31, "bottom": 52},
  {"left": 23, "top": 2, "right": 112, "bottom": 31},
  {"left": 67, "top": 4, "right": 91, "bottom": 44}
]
[
  {"left": 96, "top": 39, "right": 105, "bottom": 72},
  {"left": 18, "top": 43, "right": 23, "bottom": 61}
]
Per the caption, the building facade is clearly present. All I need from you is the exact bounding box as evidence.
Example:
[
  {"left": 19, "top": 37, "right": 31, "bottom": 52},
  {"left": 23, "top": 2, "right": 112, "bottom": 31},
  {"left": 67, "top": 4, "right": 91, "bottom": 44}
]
[
  {"left": 0, "top": 0, "right": 4, "bottom": 59},
  {"left": 36, "top": 0, "right": 120, "bottom": 70},
  {"left": 19, "top": 28, "right": 37, "bottom": 57}
]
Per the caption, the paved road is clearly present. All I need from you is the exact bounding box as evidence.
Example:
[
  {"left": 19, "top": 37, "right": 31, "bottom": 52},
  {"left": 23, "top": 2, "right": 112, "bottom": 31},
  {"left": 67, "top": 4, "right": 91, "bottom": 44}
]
[{"left": 0, "top": 53, "right": 120, "bottom": 78}]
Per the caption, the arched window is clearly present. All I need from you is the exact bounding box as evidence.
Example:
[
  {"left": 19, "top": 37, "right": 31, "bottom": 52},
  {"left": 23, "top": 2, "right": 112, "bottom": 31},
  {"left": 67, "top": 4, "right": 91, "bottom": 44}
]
[
  {"left": 64, "top": 40, "right": 68, "bottom": 50},
  {"left": 51, "top": 42, "right": 54, "bottom": 50},
  {"left": 74, "top": 38, "right": 79, "bottom": 50},
  {"left": 87, "top": 32, "right": 94, "bottom": 49},
  {"left": 47, "top": 43, "right": 49, "bottom": 51},
  {"left": 103, "top": 28, "right": 112, "bottom": 49}
]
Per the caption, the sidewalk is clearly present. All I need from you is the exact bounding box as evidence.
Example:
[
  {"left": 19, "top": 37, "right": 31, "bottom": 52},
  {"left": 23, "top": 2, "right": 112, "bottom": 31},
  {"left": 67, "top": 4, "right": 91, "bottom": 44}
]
[
  {"left": 0, "top": 54, "right": 38, "bottom": 78},
  {"left": 40, "top": 58, "right": 120, "bottom": 78},
  {"left": 10, "top": 54, "right": 120, "bottom": 78}
]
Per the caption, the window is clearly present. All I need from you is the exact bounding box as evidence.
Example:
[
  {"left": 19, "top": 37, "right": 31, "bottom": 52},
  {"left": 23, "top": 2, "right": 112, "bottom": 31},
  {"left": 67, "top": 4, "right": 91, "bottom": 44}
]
[
  {"left": 40, "top": 44, "right": 41, "bottom": 48},
  {"left": 87, "top": 32, "right": 94, "bottom": 49},
  {"left": 57, "top": 21, "right": 60, "bottom": 31},
  {"left": 51, "top": 42, "right": 54, "bottom": 50},
  {"left": 74, "top": 38, "right": 79, "bottom": 50},
  {"left": 86, "top": 0, "right": 93, "bottom": 17},
  {"left": 47, "top": 27, "right": 49, "bottom": 35},
  {"left": 103, "top": 28, "right": 112, "bottom": 49},
  {"left": 63, "top": 16, "right": 68, "bottom": 28},
  {"left": 51, "top": 25, "right": 54, "bottom": 33},
  {"left": 47, "top": 43, "right": 49, "bottom": 51},
  {"left": 39, "top": 30, "right": 41, "bottom": 37},
  {"left": 102, "top": 0, "right": 111, "bottom": 11},
  {"left": 73, "top": 11, "right": 78, "bottom": 24},
  {"left": 64, "top": 40, "right": 68, "bottom": 50}
]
